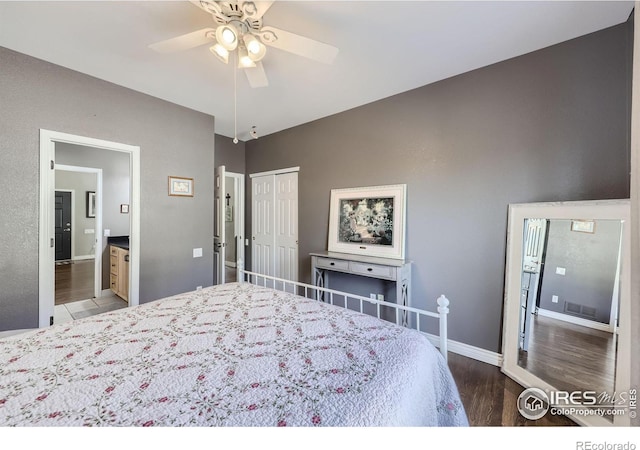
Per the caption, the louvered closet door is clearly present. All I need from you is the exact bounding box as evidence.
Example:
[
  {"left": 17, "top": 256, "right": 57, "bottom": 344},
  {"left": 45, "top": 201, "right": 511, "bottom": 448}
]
[{"left": 252, "top": 175, "right": 274, "bottom": 277}]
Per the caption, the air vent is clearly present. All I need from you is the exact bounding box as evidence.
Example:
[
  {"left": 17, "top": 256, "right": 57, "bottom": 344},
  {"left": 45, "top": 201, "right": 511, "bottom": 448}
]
[{"left": 564, "top": 301, "right": 597, "bottom": 319}]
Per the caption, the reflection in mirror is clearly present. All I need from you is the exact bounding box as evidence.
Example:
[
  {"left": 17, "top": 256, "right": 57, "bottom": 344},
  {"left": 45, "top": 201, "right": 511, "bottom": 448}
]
[{"left": 502, "top": 200, "right": 630, "bottom": 427}]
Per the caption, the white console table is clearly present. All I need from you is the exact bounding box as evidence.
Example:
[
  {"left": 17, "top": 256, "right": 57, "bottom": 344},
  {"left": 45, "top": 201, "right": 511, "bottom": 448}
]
[{"left": 310, "top": 251, "right": 412, "bottom": 325}]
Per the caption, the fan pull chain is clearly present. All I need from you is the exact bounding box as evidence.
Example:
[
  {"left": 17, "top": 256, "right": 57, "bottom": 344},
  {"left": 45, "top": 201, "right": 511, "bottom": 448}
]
[{"left": 233, "top": 51, "right": 238, "bottom": 144}]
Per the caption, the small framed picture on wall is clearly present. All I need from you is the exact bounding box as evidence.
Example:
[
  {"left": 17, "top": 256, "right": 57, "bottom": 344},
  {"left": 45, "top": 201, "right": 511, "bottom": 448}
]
[{"left": 168, "top": 176, "right": 194, "bottom": 197}]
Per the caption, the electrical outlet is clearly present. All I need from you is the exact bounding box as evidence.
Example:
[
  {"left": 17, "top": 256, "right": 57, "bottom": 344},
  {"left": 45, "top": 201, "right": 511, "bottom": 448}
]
[
  {"left": 552, "top": 295, "right": 559, "bottom": 303},
  {"left": 377, "top": 294, "right": 384, "bottom": 301},
  {"left": 196, "top": 286, "right": 202, "bottom": 291},
  {"left": 370, "top": 293, "right": 376, "bottom": 300}
]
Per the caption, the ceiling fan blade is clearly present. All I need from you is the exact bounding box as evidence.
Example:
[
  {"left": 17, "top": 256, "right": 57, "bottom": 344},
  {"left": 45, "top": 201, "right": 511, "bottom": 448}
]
[
  {"left": 148, "top": 27, "right": 216, "bottom": 53},
  {"left": 244, "top": 61, "right": 269, "bottom": 88},
  {"left": 258, "top": 26, "right": 339, "bottom": 65}
]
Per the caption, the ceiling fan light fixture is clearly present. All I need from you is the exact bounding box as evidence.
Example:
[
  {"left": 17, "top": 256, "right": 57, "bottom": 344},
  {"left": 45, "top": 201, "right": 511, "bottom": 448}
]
[
  {"left": 210, "top": 44, "right": 229, "bottom": 64},
  {"left": 243, "top": 34, "right": 266, "bottom": 61},
  {"left": 238, "top": 46, "right": 256, "bottom": 68},
  {"left": 215, "top": 24, "right": 238, "bottom": 51}
]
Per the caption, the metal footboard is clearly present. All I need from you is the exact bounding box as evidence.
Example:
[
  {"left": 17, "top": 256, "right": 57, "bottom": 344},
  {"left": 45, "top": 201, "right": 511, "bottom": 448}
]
[{"left": 236, "top": 260, "right": 450, "bottom": 362}]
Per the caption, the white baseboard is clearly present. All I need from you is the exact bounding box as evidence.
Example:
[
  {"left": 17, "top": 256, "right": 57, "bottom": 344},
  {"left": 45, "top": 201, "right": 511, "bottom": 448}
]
[
  {"left": 537, "top": 308, "right": 613, "bottom": 333},
  {"left": 73, "top": 255, "right": 95, "bottom": 261},
  {"left": 426, "top": 333, "right": 503, "bottom": 367},
  {"left": 225, "top": 261, "right": 236, "bottom": 268},
  {"left": 0, "top": 329, "right": 35, "bottom": 339}
]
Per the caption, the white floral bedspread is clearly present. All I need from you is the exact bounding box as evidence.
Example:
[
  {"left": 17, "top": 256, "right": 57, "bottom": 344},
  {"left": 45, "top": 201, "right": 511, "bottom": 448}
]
[{"left": 0, "top": 283, "right": 468, "bottom": 426}]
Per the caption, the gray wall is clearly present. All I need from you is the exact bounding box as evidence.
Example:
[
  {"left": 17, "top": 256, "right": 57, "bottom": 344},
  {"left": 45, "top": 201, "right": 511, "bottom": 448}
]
[
  {"left": 215, "top": 134, "right": 246, "bottom": 174},
  {"left": 538, "top": 219, "right": 622, "bottom": 324},
  {"left": 56, "top": 144, "right": 131, "bottom": 290},
  {"left": 55, "top": 170, "right": 97, "bottom": 258},
  {"left": 245, "top": 22, "right": 632, "bottom": 353},
  {"left": 0, "top": 46, "right": 215, "bottom": 331}
]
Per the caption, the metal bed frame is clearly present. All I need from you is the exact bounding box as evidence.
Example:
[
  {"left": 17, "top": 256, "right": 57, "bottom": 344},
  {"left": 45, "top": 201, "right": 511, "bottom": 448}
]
[{"left": 236, "top": 260, "right": 450, "bottom": 362}]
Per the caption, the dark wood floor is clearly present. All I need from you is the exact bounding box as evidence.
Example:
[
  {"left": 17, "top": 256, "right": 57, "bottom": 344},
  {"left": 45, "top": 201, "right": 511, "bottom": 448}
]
[
  {"left": 55, "top": 260, "right": 95, "bottom": 305},
  {"left": 518, "top": 315, "right": 615, "bottom": 395},
  {"left": 448, "top": 353, "right": 575, "bottom": 426}
]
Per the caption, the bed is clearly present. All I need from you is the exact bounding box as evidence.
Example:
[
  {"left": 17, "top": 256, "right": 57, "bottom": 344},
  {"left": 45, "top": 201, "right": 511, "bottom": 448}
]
[{"left": 0, "top": 271, "right": 468, "bottom": 427}]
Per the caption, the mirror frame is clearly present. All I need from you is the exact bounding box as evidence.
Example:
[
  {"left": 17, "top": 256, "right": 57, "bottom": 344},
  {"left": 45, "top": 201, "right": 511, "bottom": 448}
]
[{"left": 501, "top": 199, "right": 631, "bottom": 426}]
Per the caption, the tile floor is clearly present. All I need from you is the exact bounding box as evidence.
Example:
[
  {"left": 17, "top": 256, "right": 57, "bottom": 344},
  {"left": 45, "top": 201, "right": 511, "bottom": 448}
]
[{"left": 54, "top": 294, "right": 128, "bottom": 324}]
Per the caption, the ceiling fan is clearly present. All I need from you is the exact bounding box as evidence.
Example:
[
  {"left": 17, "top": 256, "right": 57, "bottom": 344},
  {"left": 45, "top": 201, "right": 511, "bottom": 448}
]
[{"left": 148, "top": 0, "right": 340, "bottom": 88}]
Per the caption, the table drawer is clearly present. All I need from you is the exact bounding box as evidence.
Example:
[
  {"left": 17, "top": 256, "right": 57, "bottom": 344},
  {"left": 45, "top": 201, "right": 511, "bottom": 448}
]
[
  {"left": 110, "top": 274, "right": 118, "bottom": 291},
  {"left": 315, "top": 257, "right": 349, "bottom": 272},
  {"left": 110, "top": 246, "right": 118, "bottom": 256},
  {"left": 349, "top": 262, "right": 396, "bottom": 280}
]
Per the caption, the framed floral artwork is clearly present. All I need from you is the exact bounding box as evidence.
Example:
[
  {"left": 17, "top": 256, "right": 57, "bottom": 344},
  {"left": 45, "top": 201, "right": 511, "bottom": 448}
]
[{"left": 327, "top": 184, "right": 407, "bottom": 260}]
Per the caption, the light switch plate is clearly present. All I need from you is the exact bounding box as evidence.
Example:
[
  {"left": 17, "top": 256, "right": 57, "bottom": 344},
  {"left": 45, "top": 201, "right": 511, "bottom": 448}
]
[
  {"left": 555, "top": 267, "right": 566, "bottom": 275},
  {"left": 193, "top": 248, "right": 203, "bottom": 258}
]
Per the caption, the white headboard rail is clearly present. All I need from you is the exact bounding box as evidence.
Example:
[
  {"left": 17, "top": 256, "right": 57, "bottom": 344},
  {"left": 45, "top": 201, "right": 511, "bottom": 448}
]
[{"left": 236, "top": 260, "right": 450, "bottom": 362}]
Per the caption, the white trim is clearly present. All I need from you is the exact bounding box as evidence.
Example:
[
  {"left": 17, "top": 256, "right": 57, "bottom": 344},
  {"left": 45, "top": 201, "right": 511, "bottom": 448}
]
[
  {"left": 73, "top": 255, "right": 95, "bottom": 262},
  {"left": 249, "top": 166, "right": 299, "bottom": 178},
  {"left": 55, "top": 163, "right": 102, "bottom": 300},
  {"left": 0, "top": 329, "right": 36, "bottom": 339},
  {"left": 425, "top": 334, "right": 503, "bottom": 367},
  {"left": 537, "top": 308, "right": 614, "bottom": 333},
  {"left": 39, "top": 129, "right": 141, "bottom": 329},
  {"left": 609, "top": 221, "right": 623, "bottom": 332}
]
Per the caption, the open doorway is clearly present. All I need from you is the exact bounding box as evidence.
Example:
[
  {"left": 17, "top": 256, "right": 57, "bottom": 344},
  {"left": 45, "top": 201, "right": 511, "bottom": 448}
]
[
  {"left": 224, "top": 171, "right": 245, "bottom": 283},
  {"left": 39, "top": 130, "right": 140, "bottom": 328},
  {"left": 214, "top": 166, "right": 245, "bottom": 285}
]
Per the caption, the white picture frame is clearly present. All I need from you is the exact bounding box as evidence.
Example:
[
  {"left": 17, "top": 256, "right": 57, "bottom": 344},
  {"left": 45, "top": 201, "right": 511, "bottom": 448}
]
[{"left": 327, "top": 184, "right": 407, "bottom": 260}]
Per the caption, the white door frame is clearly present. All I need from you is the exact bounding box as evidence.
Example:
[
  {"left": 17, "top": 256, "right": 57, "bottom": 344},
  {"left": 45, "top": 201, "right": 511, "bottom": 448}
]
[
  {"left": 226, "top": 171, "right": 245, "bottom": 269},
  {"left": 39, "top": 129, "right": 140, "bottom": 328},
  {"left": 55, "top": 164, "right": 103, "bottom": 300}
]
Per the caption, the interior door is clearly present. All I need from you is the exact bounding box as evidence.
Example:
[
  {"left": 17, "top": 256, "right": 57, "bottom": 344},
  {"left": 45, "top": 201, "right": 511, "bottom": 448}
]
[
  {"left": 214, "top": 165, "right": 226, "bottom": 284},
  {"left": 55, "top": 191, "right": 72, "bottom": 261},
  {"left": 275, "top": 171, "right": 298, "bottom": 282},
  {"left": 251, "top": 170, "right": 299, "bottom": 283},
  {"left": 252, "top": 174, "right": 274, "bottom": 277}
]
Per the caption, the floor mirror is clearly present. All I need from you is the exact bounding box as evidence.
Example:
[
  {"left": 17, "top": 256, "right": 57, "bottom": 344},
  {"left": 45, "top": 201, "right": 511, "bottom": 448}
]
[{"left": 501, "top": 199, "right": 631, "bottom": 426}]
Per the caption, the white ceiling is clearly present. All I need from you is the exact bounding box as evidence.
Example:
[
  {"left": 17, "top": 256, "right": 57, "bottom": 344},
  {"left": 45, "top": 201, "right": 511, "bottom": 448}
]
[{"left": 0, "top": 1, "right": 634, "bottom": 140}]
